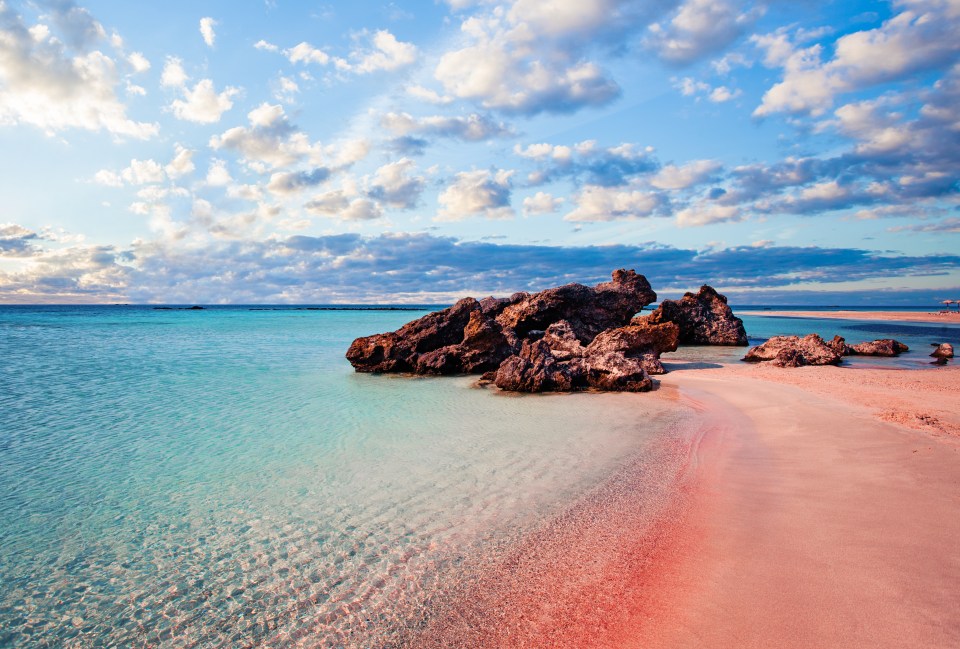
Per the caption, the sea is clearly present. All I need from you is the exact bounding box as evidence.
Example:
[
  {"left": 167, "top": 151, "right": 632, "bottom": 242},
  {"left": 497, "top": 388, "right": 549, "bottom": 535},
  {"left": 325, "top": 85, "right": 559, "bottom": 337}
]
[{"left": 1, "top": 304, "right": 957, "bottom": 647}]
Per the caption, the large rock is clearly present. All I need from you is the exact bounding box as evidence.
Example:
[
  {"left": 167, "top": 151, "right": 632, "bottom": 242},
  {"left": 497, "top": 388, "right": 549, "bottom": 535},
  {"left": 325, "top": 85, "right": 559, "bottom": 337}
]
[
  {"left": 493, "top": 339, "right": 579, "bottom": 392},
  {"left": 742, "top": 334, "right": 842, "bottom": 367},
  {"left": 346, "top": 270, "right": 658, "bottom": 384},
  {"left": 495, "top": 269, "right": 656, "bottom": 343},
  {"left": 849, "top": 339, "right": 909, "bottom": 356},
  {"left": 645, "top": 285, "right": 747, "bottom": 346},
  {"left": 584, "top": 321, "right": 679, "bottom": 375}
]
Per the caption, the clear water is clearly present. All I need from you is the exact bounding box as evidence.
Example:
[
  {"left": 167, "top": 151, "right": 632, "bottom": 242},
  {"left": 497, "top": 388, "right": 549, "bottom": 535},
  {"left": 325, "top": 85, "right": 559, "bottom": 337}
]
[{"left": 0, "top": 306, "right": 688, "bottom": 648}]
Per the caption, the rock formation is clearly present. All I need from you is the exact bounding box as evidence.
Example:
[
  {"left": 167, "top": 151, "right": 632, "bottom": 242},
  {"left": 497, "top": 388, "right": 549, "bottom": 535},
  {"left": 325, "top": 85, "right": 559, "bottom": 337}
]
[
  {"left": 742, "top": 334, "right": 842, "bottom": 367},
  {"left": 644, "top": 285, "right": 748, "bottom": 346},
  {"left": 931, "top": 342, "right": 954, "bottom": 359},
  {"left": 346, "top": 270, "right": 662, "bottom": 390},
  {"left": 849, "top": 339, "right": 909, "bottom": 356}
]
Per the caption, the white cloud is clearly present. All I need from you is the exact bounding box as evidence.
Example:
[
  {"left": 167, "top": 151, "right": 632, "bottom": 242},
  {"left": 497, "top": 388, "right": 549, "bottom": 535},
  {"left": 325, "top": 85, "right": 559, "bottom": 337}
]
[
  {"left": 437, "top": 169, "right": 514, "bottom": 221},
  {"left": 285, "top": 42, "right": 330, "bottom": 65},
  {"left": 93, "top": 169, "right": 123, "bottom": 187},
  {"left": 675, "top": 202, "right": 742, "bottom": 227},
  {"left": 170, "top": 79, "right": 240, "bottom": 123},
  {"left": 647, "top": 0, "right": 761, "bottom": 64},
  {"left": 206, "top": 159, "right": 233, "bottom": 186},
  {"left": 199, "top": 17, "right": 217, "bottom": 48},
  {"left": 709, "top": 85, "right": 741, "bottom": 102},
  {"left": 121, "top": 159, "right": 165, "bottom": 185},
  {"left": 165, "top": 145, "right": 196, "bottom": 179},
  {"left": 563, "top": 185, "right": 662, "bottom": 222},
  {"left": 254, "top": 39, "right": 279, "bottom": 52},
  {"left": 0, "top": 6, "right": 157, "bottom": 139},
  {"left": 381, "top": 111, "right": 513, "bottom": 141},
  {"left": 407, "top": 85, "right": 454, "bottom": 105},
  {"left": 522, "top": 191, "right": 563, "bottom": 215},
  {"left": 651, "top": 159, "right": 722, "bottom": 190},
  {"left": 127, "top": 52, "right": 150, "bottom": 73},
  {"left": 347, "top": 29, "right": 417, "bottom": 73},
  {"left": 160, "top": 57, "right": 189, "bottom": 88},
  {"left": 368, "top": 158, "right": 424, "bottom": 209},
  {"left": 304, "top": 191, "right": 383, "bottom": 221},
  {"left": 754, "top": 3, "right": 960, "bottom": 117}
]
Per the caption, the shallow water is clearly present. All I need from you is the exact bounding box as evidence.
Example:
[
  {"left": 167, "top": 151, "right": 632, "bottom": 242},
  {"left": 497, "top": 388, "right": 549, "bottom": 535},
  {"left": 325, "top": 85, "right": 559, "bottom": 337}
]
[{"left": 0, "top": 306, "right": 687, "bottom": 648}]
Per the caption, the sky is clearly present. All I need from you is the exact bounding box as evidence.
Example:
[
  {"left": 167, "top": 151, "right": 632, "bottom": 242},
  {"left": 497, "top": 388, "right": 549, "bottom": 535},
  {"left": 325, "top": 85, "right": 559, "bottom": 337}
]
[{"left": 0, "top": 0, "right": 958, "bottom": 304}]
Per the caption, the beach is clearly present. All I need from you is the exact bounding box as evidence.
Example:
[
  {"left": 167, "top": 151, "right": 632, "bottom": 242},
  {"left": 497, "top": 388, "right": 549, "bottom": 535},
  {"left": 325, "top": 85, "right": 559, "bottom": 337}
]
[
  {"left": 637, "top": 360, "right": 960, "bottom": 648},
  {"left": 749, "top": 310, "right": 960, "bottom": 325}
]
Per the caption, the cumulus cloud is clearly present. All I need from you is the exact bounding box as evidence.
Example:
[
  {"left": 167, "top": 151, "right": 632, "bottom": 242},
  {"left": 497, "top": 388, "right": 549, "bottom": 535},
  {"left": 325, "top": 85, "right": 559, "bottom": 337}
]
[
  {"left": 276, "top": 30, "right": 417, "bottom": 74},
  {"left": 381, "top": 111, "right": 513, "bottom": 142},
  {"left": 127, "top": 51, "right": 150, "bottom": 73},
  {"left": 754, "top": 3, "right": 960, "bottom": 117},
  {"left": 165, "top": 144, "right": 196, "bottom": 179},
  {"left": 206, "top": 159, "right": 232, "bottom": 186},
  {"left": 285, "top": 41, "right": 330, "bottom": 65},
  {"left": 651, "top": 159, "right": 722, "bottom": 189},
  {"left": 522, "top": 191, "right": 563, "bottom": 215},
  {"left": 0, "top": 3, "right": 157, "bottom": 138},
  {"left": 675, "top": 202, "right": 742, "bottom": 227},
  {"left": 160, "top": 57, "right": 188, "bottom": 88},
  {"left": 121, "top": 158, "right": 165, "bottom": 185},
  {"left": 199, "top": 17, "right": 217, "bottom": 47},
  {"left": 437, "top": 169, "right": 514, "bottom": 221},
  {"left": 170, "top": 79, "right": 241, "bottom": 123},
  {"left": 515, "top": 140, "right": 656, "bottom": 187},
  {"left": 266, "top": 168, "right": 331, "bottom": 195},
  {"left": 563, "top": 184, "right": 664, "bottom": 222},
  {"left": 647, "top": 0, "right": 761, "bottom": 64},
  {"left": 367, "top": 158, "right": 424, "bottom": 209},
  {"left": 432, "top": 1, "right": 645, "bottom": 114},
  {"left": 0, "top": 223, "right": 44, "bottom": 257},
  {"left": 303, "top": 192, "right": 383, "bottom": 221}
]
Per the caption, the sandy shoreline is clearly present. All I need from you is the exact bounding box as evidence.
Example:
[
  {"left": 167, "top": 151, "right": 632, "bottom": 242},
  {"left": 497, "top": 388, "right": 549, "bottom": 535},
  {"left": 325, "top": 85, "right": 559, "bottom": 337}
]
[
  {"left": 637, "top": 362, "right": 960, "bottom": 648},
  {"left": 746, "top": 309, "right": 960, "bottom": 325}
]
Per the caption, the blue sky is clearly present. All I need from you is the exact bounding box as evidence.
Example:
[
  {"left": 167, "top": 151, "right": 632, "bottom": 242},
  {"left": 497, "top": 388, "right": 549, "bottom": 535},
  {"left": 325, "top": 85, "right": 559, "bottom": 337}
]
[{"left": 1, "top": 0, "right": 958, "bottom": 304}]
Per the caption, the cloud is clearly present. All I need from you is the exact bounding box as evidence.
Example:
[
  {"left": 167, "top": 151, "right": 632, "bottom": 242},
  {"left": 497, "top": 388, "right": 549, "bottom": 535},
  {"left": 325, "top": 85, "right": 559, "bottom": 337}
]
[
  {"left": 889, "top": 217, "right": 960, "bottom": 234},
  {"left": 345, "top": 29, "right": 418, "bottom": 73},
  {"left": 160, "top": 57, "right": 188, "bottom": 88},
  {"left": 651, "top": 159, "right": 722, "bottom": 189},
  {"left": 437, "top": 169, "right": 514, "bottom": 221},
  {"left": 285, "top": 42, "right": 330, "bottom": 65},
  {"left": 563, "top": 184, "right": 664, "bottom": 221},
  {"left": 407, "top": 85, "right": 454, "bottom": 105},
  {"left": 754, "top": 3, "right": 960, "bottom": 117},
  {"left": 121, "top": 158, "right": 165, "bottom": 185},
  {"left": 0, "top": 3, "right": 157, "bottom": 138},
  {"left": 515, "top": 140, "right": 657, "bottom": 187},
  {"left": 303, "top": 192, "right": 383, "bottom": 221},
  {"left": 254, "top": 39, "right": 279, "bottom": 52},
  {"left": 647, "top": 0, "right": 762, "bottom": 64},
  {"left": 522, "top": 191, "right": 563, "bottom": 215},
  {"left": 367, "top": 158, "right": 424, "bottom": 209},
  {"left": 7, "top": 228, "right": 958, "bottom": 303},
  {"left": 170, "top": 79, "right": 241, "bottom": 123},
  {"left": 381, "top": 111, "right": 513, "bottom": 142},
  {"left": 165, "top": 145, "right": 196, "bottom": 179},
  {"left": 127, "top": 51, "right": 150, "bottom": 73},
  {"left": 266, "top": 168, "right": 331, "bottom": 195},
  {"left": 675, "top": 201, "right": 741, "bottom": 227},
  {"left": 199, "top": 17, "right": 217, "bottom": 47},
  {"left": 206, "top": 159, "right": 233, "bottom": 186},
  {"left": 432, "top": 1, "right": 646, "bottom": 114},
  {"left": 0, "top": 223, "right": 44, "bottom": 257}
]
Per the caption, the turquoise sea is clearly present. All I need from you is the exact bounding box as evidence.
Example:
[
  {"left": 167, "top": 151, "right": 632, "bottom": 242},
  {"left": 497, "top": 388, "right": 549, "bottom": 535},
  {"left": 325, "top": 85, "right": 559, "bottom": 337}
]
[{"left": 1, "top": 305, "right": 957, "bottom": 647}]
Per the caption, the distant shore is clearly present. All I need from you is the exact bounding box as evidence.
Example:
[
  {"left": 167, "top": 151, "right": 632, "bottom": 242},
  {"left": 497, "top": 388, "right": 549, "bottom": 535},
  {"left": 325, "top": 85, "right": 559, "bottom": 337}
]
[{"left": 747, "top": 309, "right": 960, "bottom": 325}]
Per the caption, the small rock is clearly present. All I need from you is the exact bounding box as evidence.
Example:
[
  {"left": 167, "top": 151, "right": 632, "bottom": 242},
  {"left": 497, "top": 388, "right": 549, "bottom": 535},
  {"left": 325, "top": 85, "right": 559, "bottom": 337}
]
[
  {"left": 931, "top": 342, "right": 954, "bottom": 359},
  {"left": 742, "top": 334, "right": 842, "bottom": 367},
  {"left": 849, "top": 339, "right": 909, "bottom": 356}
]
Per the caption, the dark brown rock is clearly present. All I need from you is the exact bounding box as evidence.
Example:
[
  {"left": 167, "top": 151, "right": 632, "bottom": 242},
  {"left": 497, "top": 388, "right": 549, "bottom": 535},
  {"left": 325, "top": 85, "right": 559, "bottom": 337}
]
[
  {"left": 742, "top": 334, "right": 842, "bottom": 367},
  {"left": 494, "top": 339, "right": 579, "bottom": 392},
  {"left": 581, "top": 352, "right": 654, "bottom": 392},
  {"left": 828, "top": 335, "right": 852, "bottom": 356},
  {"left": 495, "top": 269, "right": 656, "bottom": 343},
  {"left": 645, "top": 285, "right": 747, "bottom": 346},
  {"left": 849, "top": 339, "right": 909, "bottom": 356},
  {"left": 931, "top": 342, "right": 954, "bottom": 359},
  {"left": 584, "top": 321, "right": 679, "bottom": 375},
  {"left": 346, "top": 270, "right": 658, "bottom": 384}
]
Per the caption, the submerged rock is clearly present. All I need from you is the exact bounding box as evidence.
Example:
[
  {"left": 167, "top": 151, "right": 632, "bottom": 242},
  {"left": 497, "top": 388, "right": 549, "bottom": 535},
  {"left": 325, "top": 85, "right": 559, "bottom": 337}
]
[
  {"left": 645, "top": 285, "right": 748, "bottom": 346},
  {"left": 742, "top": 334, "right": 842, "bottom": 367}
]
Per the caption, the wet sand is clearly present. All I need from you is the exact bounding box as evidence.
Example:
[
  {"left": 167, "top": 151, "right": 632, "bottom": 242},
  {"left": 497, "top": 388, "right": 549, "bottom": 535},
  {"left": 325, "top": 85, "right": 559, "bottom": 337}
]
[
  {"left": 748, "top": 309, "right": 960, "bottom": 325},
  {"left": 640, "top": 363, "right": 960, "bottom": 648}
]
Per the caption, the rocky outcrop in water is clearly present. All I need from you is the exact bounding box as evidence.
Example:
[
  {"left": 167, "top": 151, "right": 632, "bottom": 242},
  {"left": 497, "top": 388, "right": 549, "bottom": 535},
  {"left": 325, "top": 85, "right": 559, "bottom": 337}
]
[
  {"left": 346, "top": 270, "right": 659, "bottom": 390},
  {"left": 644, "top": 285, "right": 748, "bottom": 346},
  {"left": 742, "top": 334, "right": 842, "bottom": 367},
  {"left": 849, "top": 339, "right": 909, "bottom": 356},
  {"left": 931, "top": 342, "right": 954, "bottom": 359},
  {"left": 491, "top": 319, "right": 679, "bottom": 392}
]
